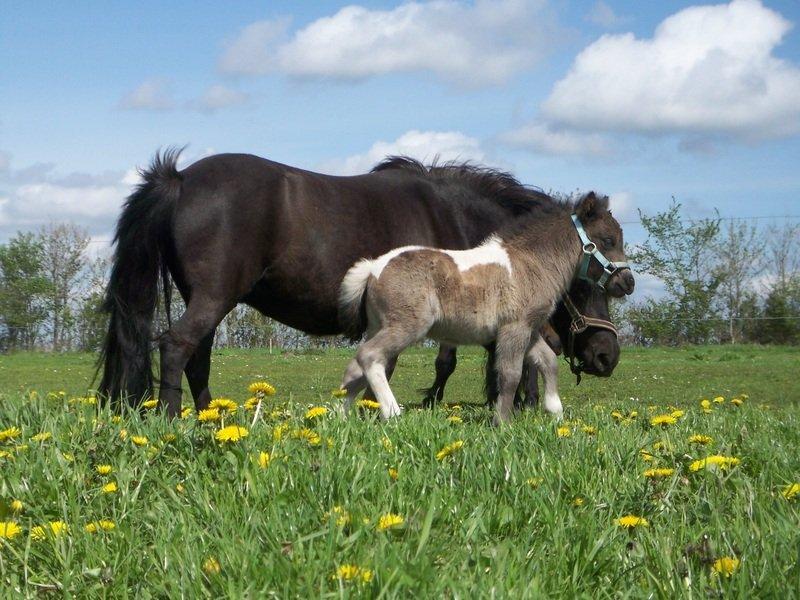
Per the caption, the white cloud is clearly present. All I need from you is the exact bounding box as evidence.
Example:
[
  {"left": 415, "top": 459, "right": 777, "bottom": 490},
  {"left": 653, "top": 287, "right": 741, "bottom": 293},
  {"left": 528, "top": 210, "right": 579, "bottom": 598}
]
[
  {"left": 498, "top": 122, "right": 609, "bottom": 156},
  {"left": 190, "top": 84, "right": 249, "bottom": 113},
  {"left": 608, "top": 191, "right": 638, "bottom": 223},
  {"left": 119, "top": 78, "right": 175, "bottom": 111},
  {"left": 218, "top": 0, "right": 558, "bottom": 86},
  {"left": 542, "top": 0, "right": 800, "bottom": 141},
  {"left": 584, "top": 1, "right": 627, "bottom": 28},
  {"left": 317, "top": 130, "right": 485, "bottom": 175}
]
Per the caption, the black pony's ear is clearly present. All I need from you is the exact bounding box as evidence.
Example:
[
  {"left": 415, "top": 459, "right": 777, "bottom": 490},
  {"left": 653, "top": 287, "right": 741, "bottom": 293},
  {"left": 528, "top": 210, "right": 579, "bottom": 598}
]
[{"left": 575, "top": 192, "right": 610, "bottom": 222}]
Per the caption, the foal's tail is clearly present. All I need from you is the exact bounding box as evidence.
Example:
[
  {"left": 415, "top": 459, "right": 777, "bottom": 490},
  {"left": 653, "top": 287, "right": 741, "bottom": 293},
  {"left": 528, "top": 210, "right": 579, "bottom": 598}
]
[
  {"left": 338, "top": 259, "right": 374, "bottom": 341},
  {"left": 96, "top": 149, "right": 182, "bottom": 407}
]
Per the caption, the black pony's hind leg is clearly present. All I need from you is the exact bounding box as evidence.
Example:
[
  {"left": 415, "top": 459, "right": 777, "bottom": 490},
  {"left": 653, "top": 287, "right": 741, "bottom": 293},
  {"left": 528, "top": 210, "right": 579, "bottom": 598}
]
[
  {"left": 422, "top": 345, "right": 457, "bottom": 408},
  {"left": 159, "top": 297, "right": 229, "bottom": 418},
  {"left": 184, "top": 329, "right": 215, "bottom": 411}
]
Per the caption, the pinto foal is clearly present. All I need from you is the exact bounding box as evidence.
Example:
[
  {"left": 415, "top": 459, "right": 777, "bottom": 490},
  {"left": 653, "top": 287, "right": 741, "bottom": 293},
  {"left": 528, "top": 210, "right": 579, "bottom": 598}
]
[{"left": 337, "top": 193, "right": 632, "bottom": 424}]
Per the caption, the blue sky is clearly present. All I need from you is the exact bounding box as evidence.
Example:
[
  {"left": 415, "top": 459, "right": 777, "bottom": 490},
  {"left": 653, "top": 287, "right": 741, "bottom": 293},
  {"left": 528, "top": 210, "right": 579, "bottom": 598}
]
[{"left": 2, "top": 0, "right": 799, "bottom": 297}]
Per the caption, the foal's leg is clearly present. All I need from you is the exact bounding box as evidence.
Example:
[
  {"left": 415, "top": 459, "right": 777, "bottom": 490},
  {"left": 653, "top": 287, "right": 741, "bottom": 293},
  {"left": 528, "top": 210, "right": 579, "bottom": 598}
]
[
  {"left": 184, "top": 330, "right": 215, "bottom": 411},
  {"left": 526, "top": 337, "right": 563, "bottom": 416},
  {"left": 159, "top": 296, "right": 230, "bottom": 418},
  {"left": 364, "top": 354, "right": 398, "bottom": 400},
  {"left": 340, "top": 357, "right": 368, "bottom": 414},
  {"left": 422, "top": 345, "right": 457, "bottom": 408},
  {"left": 485, "top": 342, "right": 525, "bottom": 409},
  {"left": 492, "top": 324, "right": 533, "bottom": 425},
  {"left": 357, "top": 327, "right": 417, "bottom": 420}
]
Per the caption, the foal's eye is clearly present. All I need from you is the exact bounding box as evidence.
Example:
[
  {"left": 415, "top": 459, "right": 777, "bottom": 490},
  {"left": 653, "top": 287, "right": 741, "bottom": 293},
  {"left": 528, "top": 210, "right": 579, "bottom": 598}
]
[{"left": 603, "top": 237, "right": 614, "bottom": 249}]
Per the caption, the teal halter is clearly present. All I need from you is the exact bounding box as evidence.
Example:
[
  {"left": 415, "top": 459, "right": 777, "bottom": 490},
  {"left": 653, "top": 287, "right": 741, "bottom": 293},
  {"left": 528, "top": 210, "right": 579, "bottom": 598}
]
[{"left": 571, "top": 214, "right": 630, "bottom": 290}]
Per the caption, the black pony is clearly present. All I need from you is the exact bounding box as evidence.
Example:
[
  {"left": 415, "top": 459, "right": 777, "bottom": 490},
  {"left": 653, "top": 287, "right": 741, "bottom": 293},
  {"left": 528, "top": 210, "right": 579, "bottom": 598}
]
[{"left": 99, "top": 151, "right": 632, "bottom": 416}]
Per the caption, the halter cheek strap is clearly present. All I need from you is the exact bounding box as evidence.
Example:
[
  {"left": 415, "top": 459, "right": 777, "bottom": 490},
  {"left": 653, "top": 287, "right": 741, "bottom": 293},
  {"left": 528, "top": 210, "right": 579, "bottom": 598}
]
[{"left": 571, "top": 214, "right": 630, "bottom": 290}]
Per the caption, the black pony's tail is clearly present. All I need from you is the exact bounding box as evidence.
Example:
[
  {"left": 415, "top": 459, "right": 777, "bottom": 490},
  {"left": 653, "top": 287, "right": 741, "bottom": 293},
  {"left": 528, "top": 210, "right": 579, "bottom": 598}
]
[
  {"left": 337, "top": 258, "right": 373, "bottom": 342},
  {"left": 97, "top": 148, "right": 183, "bottom": 407}
]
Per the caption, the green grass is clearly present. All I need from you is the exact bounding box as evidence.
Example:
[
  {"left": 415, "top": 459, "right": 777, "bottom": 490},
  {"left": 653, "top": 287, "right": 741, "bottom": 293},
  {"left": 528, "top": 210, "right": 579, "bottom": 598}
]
[{"left": 0, "top": 345, "right": 799, "bottom": 597}]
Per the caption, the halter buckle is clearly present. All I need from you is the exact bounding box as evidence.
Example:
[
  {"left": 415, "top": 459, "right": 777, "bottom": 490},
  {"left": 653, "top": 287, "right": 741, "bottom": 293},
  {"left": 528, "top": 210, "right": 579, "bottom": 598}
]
[{"left": 582, "top": 242, "right": 597, "bottom": 254}]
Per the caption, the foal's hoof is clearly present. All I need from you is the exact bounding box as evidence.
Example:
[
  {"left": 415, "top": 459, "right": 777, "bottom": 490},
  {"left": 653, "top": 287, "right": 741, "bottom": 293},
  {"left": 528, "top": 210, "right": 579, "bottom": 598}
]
[{"left": 491, "top": 413, "right": 512, "bottom": 427}]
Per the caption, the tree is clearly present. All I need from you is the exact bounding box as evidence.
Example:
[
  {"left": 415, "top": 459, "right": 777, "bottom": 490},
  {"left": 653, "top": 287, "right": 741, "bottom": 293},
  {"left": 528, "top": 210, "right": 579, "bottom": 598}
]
[
  {"left": 0, "top": 233, "right": 50, "bottom": 350},
  {"left": 715, "top": 220, "right": 764, "bottom": 343},
  {"left": 76, "top": 255, "right": 109, "bottom": 351},
  {"left": 628, "top": 201, "right": 723, "bottom": 344},
  {"left": 39, "top": 223, "right": 89, "bottom": 350}
]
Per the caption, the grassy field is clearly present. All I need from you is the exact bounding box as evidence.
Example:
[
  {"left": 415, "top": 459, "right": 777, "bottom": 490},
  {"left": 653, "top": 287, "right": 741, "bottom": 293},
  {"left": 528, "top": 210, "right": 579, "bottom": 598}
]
[{"left": 0, "top": 345, "right": 798, "bottom": 597}]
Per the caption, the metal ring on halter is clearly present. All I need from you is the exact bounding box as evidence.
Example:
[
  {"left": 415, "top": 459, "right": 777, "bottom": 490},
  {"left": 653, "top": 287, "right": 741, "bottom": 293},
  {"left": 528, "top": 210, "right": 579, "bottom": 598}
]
[{"left": 583, "top": 242, "right": 597, "bottom": 254}]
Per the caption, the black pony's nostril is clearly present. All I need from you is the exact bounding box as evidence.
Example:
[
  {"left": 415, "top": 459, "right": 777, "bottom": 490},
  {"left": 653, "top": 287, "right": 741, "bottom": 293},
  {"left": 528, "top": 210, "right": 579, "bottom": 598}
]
[
  {"left": 595, "top": 352, "right": 611, "bottom": 372},
  {"left": 624, "top": 271, "right": 635, "bottom": 292}
]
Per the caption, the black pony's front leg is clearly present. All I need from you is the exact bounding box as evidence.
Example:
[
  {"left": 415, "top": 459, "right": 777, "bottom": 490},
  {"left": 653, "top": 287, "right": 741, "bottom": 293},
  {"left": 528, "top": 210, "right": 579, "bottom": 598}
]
[
  {"left": 184, "top": 329, "right": 215, "bottom": 411},
  {"left": 422, "top": 345, "right": 457, "bottom": 408}
]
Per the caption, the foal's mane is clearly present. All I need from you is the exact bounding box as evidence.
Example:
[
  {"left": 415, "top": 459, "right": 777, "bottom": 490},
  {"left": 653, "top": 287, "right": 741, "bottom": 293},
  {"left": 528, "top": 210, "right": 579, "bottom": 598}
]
[{"left": 372, "top": 156, "right": 558, "bottom": 216}]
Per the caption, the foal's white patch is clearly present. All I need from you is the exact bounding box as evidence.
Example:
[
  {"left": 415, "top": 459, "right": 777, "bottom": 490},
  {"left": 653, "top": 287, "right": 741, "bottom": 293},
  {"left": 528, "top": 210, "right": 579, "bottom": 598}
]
[
  {"left": 370, "top": 245, "right": 426, "bottom": 278},
  {"left": 444, "top": 236, "right": 512, "bottom": 275}
]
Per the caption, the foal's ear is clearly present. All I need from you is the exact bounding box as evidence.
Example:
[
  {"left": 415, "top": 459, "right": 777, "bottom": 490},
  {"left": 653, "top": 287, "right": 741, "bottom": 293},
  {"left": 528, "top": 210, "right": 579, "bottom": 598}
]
[{"left": 575, "top": 192, "right": 610, "bottom": 222}]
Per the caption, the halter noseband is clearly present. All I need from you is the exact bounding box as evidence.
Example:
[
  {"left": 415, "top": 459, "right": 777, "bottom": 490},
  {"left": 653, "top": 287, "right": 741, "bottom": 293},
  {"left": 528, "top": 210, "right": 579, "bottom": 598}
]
[{"left": 571, "top": 214, "right": 630, "bottom": 290}]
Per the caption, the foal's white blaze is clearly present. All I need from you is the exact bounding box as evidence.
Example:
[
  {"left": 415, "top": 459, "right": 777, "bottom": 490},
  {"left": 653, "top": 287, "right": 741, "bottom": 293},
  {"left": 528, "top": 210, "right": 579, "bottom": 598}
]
[{"left": 444, "top": 236, "right": 512, "bottom": 274}]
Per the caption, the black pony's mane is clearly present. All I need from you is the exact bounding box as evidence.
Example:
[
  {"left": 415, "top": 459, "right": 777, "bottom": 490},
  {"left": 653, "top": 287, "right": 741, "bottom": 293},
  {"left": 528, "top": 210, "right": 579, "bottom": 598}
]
[{"left": 372, "top": 155, "right": 560, "bottom": 216}]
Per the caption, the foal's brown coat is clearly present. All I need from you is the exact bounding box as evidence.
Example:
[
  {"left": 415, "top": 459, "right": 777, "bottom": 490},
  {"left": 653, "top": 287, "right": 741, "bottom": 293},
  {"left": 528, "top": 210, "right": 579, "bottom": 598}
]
[{"left": 338, "top": 193, "right": 629, "bottom": 423}]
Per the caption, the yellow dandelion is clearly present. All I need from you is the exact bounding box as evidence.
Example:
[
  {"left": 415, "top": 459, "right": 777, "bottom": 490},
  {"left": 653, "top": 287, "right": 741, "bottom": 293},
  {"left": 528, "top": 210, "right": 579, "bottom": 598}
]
[
  {"left": 208, "top": 398, "right": 237, "bottom": 413},
  {"left": 197, "top": 408, "right": 221, "bottom": 423},
  {"left": 388, "top": 467, "right": 399, "bottom": 480},
  {"left": 180, "top": 407, "right": 193, "bottom": 418},
  {"left": 10, "top": 499, "right": 23, "bottom": 513},
  {"left": 781, "top": 483, "right": 800, "bottom": 500},
  {"left": 131, "top": 435, "right": 148, "bottom": 447},
  {"left": 305, "top": 406, "right": 328, "bottom": 420},
  {"left": 118, "top": 429, "right": 128, "bottom": 440},
  {"left": 96, "top": 464, "right": 113, "bottom": 475},
  {"left": 557, "top": 426, "right": 572, "bottom": 438},
  {"left": 376, "top": 513, "right": 404, "bottom": 531},
  {"left": 652, "top": 441, "right": 669, "bottom": 451},
  {"left": 447, "top": 415, "right": 463, "bottom": 424},
  {"left": 731, "top": 398, "right": 743, "bottom": 406},
  {"left": 0, "top": 426, "right": 22, "bottom": 443},
  {"left": 527, "top": 477, "right": 544, "bottom": 488},
  {"left": 650, "top": 414, "right": 677, "bottom": 427},
  {"left": 688, "top": 434, "right": 713, "bottom": 445},
  {"left": 273, "top": 423, "right": 289, "bottom": 442},
  {"left": 258, "top": 452, "right": 271, "bottom": 469},
  {"left": 243, "top": 397, "right": 259, "bottom": 411},
  {"left": 670, "top": 409, "right": 685, "bottom": 419},
  {"left": 700, "top": 399, "right": 712, "bottom": 412},
  {"left": 689, "top": 455, "right": 740, "bottom": 473},
  {"left": 381, "top": 436, "right": 394, "bottom": 452},
  {"left": 0, "top": 450, "right": 12, "bottom": 460},
  {"left": 162, "top": 433, "right": 176, "bottom": 443},
  {"left": 0, "top": 521, "right": 21, "bottom": 539},
  {"left": 331, "top": 388, "right": 348, "bottom": 398},
  {"left": 643, "top": 467, "right": 675, "bottom": 478},
  {"left": 215, "top": 425, "right": 249, "bottom": 443},
  {"left": 176, "top": 483, "right": 185, "bottom": 494},
  {"left": 640, "top": 450, "right": 656, "bottom": 462},
  {"left": 85, "top": 520, "right": 115, "bottom": 533},
  {"left": 31, "top": 431, "right": 52, "bottom": 442},
  {"left": 202, "top": 556, "right": 221, "bottom": 575},
  {"left": 436, "top": 440, "right": 464, "bottom": 461},
  {"left": 572, "top": 497, "right": 585, "bottom": 507},
  {"left": 14, "top": 444, "right": 28, "bottom": 454},
  {"left": 713, "top": 396, "right": 725, "bottom": 404},
  {"left": 616, "top": 515, "right": 649, "bottom": 528},
  {"left": 31, "top": 521, "right": 68, "bottom": 540},
  {"left": 325, "top": 506, "right": 351, "bottom": 528},
  {"left": 111, "top": 415, "right": 123, "bottom": 424},
  {"left": 248, "top": 381, "right": 276, "bottom": 396},
  {"left": 331, "top": 564, "right": 373, "bottom": 583},
  {"left": 293, "top": 428, "right": 321, "bottom": 446},
  {"left": 711, "top": 556, "right": 740, "bottom": 577},
  {"left": 61, "top": 452, "right": 74, "bottom": 462},
  {"left": 581, "top": 425, "right": 597, "bottom": 435},
  {"left": 142, "top": 399, "right": 158, "bottom": 409},
  {"left": 356, "top": 399, "right": 380, "bottom": 410},
  {"left": 102, "top": 481, "right": 118, "bottom": 494}
]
